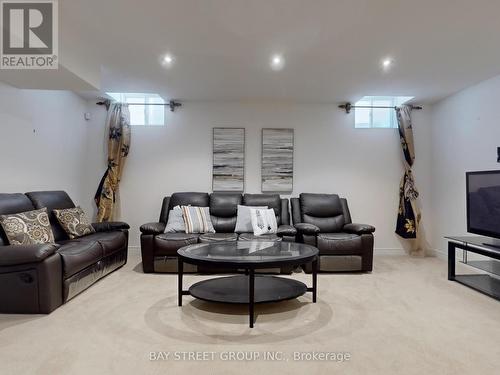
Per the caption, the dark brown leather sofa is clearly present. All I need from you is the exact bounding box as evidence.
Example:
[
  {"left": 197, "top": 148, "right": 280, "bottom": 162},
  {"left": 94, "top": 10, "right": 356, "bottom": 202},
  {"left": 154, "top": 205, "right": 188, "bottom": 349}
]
[
  {"left": 291, "top": 193, "right": 375, "bottom": 272},
  {"left": 140, "top": 192, "right": 296, "bottom": 273},
  {"left": 0, "top": 191, "right": 129, "bottom": 314}
]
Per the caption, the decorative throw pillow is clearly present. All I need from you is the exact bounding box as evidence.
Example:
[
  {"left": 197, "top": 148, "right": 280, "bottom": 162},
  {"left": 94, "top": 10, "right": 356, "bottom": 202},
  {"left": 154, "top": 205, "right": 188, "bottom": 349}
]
[
  {"left": 164, "top": 206, "right": 186, "bottom": 233},
  {"left": 53, "top": 206, "right": 95, "bottom": 239},
  {"left": 0, "top": 208, "right": 55, "bottom": 245},
  {"left": 234, "top": 205, "right": 267, "bottom": 233},
  {"left": 249, "top": 208, "right": 278, "bottom": 236},
  {"left": 181, "top": 206, "right": 215, "bottom": 234}
]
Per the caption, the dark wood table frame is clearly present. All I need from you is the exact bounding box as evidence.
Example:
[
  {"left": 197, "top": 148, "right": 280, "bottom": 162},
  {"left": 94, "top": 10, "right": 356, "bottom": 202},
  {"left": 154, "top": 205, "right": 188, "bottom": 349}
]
[{"left": 178, "top": 257, "right": 318, "bottom": 328}]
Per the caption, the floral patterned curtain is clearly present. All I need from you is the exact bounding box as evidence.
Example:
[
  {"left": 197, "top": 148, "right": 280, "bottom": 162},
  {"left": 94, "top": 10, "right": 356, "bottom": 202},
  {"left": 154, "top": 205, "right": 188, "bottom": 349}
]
[
  {"left": 94, "top": 102, "right": 131, "bottom": 222},
  {"left": 395, "top": 105, "right": 424, "bottom": 256}
]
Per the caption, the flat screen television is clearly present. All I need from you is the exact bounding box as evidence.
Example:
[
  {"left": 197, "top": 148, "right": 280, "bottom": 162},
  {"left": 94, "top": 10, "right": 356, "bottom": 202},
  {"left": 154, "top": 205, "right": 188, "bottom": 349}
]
[{"left": 467, "top": 170, "right": 500, "bottom": 242}]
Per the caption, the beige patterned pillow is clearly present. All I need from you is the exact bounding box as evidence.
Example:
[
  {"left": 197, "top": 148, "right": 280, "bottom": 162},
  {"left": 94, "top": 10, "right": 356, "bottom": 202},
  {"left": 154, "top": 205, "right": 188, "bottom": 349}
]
[
  {"left": 0, "top": 208, "right": 55, "bottom": 245},
  {"left": 53, "top": 206, "right": 95, "bottom": 239},
  {"left": 181, "top": 206, "right": 215, "bottom": 234}
]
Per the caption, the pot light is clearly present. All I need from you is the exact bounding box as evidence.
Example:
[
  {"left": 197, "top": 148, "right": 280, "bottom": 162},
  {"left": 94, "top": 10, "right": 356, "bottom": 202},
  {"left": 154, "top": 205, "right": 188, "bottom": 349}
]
[
  {"left": 161, "top": 53, "right": 175, "bottom": 67},
  {"left": 270, "top": 54, "right": 285, "bottom": 71},
  {"left": 381, "top": 57, "right": 393, "bottom": 70}
]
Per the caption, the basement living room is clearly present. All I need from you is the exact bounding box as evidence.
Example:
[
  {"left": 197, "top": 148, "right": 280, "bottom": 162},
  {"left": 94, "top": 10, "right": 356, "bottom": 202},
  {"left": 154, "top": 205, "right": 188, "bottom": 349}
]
[{"left": 1, "top": 1, "right": 500, "bottom": 374}]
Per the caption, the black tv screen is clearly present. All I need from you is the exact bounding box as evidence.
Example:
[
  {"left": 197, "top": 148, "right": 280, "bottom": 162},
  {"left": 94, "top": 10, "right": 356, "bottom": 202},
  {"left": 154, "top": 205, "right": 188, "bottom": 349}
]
[{"left": 467, "top": 170, "right": 500, "bottom": 239}]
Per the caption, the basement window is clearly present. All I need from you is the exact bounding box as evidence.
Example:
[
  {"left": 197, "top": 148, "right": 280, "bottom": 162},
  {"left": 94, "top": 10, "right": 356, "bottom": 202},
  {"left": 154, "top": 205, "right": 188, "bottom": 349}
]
[
  {"left": 106, "top": 92, "right": 166, "bottom": 126},
  {"left": 354, "top": 96, "right": 413, "bottom": 129}
]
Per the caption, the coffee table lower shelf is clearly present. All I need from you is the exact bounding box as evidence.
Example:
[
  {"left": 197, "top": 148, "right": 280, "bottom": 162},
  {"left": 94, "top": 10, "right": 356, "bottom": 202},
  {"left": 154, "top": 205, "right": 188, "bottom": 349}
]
[{"left": 189, "top": 275, "right": 307, "bottom": 304}]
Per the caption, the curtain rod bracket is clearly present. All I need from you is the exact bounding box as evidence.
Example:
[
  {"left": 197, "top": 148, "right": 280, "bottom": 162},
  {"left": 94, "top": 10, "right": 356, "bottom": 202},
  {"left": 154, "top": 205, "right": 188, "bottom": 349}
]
[
  {"left": 169, "top": 100, "right": 182, "bottom": 112},
  {"left": 339, "top": 102, "right": 353, "bottom": 113},
  {"left": 96, "top": 99, "right": 111, "bottom": 110}
]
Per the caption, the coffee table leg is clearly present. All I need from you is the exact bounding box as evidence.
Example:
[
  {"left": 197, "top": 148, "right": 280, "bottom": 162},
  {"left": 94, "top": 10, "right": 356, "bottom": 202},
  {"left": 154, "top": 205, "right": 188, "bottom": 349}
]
[
  {"left": 249, "top": 268, "right": 255, "bottom": 328},
  {"left": 312, "top": 257, "right": 318, "bottom": 303},
  {"left": 178, "top": 257, "right": 183, "bottom": 307}
]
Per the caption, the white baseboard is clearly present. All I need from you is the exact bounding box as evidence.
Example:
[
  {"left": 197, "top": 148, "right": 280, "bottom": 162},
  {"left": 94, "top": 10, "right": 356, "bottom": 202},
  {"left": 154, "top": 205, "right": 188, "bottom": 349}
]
[
  {"left": 128, "top": 245, "right": 406, "bottom": 255},
  {"left": 376, "top": 247, "right": 448, "bottom": 259},
  {"left": 427, "top": 247, "right": 447, "bottom": 259},
  {"left": 374, "top": 248, "right": 406, "bottom": 255},
  {"left": 127, "top": 244, "right": 449, "bottom": 260},
  {"left": 128, "top": 245, "right": 141, "bottom": 255}
]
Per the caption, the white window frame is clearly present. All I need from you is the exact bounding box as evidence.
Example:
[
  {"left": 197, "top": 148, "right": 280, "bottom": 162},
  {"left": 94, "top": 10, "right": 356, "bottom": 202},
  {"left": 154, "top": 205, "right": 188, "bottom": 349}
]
[
  {"left": 354, "top": 96, "right": 413, "bottom": 129},
  {"left": 106, "top": 92, "right": 166, "bottom": 126}
]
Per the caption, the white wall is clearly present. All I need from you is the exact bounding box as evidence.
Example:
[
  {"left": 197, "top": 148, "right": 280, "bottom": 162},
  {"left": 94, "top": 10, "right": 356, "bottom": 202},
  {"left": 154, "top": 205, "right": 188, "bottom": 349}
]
[
  {"left": 0, "top": 83, "right": 433, "bottom": 251},
  {"left": 430, "top": 74, "right": 500, "bottom": 254},
  {"left": 0, "top": 83, "right": 88, "bottom": 205},
  {"left": 84, "top": 101, "right": 433, "bottom": 249}
]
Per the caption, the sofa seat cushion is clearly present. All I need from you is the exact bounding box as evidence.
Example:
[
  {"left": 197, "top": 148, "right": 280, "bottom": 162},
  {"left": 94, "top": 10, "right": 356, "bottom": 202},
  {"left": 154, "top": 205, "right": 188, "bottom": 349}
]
[
  {"left": 154, "top": 233, "right": 199, "bottom": 256},
  {"left": 76, "top": 231, "right": 127, "bottom": 256},
  {"left": 238, "top": 233, "right": 281, "bottom": 242},
  {"left": 57, "top": 241, "right": 103, "bottom": 278},
  {"left": 317, "top": 232, "right": 363, "bottom": 255},
  {"left": 199, "top": 233, "right": 238, "bottom": 243}
]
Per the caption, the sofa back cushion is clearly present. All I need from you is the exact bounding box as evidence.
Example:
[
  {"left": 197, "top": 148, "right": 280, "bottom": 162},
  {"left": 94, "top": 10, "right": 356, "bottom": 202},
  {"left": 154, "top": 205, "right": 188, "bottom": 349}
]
[
  {"left": 0, "top": 193, "right": 36, "bottom": 245},
  {"left": 26, "top": 191, "right": 76, "bottom": 242},
  {"left": 159, "top": 192, "right": 210, "bottom": 226},
  {"left": 299, "top": 193, "right": 346, "bottom": 232},
  {"left": 168, "top": 192, "right": 209, "bottom": 211},
  {"left": 209, "top": 193, "right": 242, "bottom": 233},
  {"left": 243, "top": 194, "right": 284, "bottom": 226}
]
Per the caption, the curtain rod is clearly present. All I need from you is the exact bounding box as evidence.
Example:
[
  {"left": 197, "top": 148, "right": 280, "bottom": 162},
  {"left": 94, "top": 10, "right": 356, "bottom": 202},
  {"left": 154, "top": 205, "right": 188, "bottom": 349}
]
[
  {"left": 339, "top": 103, "right": 422, "bottom": 114},
  {"left": 96, "top": 99, "right": 182, "bottom": 112}
]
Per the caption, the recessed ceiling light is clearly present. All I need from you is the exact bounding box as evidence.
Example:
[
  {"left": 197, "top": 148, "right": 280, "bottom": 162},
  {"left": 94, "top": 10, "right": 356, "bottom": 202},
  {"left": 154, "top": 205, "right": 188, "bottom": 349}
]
[
  {"left": 381, "top": 57, "right": 393, "bottom": 70},
  {"left": 161, "top": 53, "right": 175, "bottom": 67},
  {"left": 270, "top": 54, "right": 285, "bottom": 71}
]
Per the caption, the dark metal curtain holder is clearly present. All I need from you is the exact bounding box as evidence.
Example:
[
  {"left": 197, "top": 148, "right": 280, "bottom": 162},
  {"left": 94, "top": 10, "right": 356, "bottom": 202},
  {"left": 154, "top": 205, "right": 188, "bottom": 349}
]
[
  {"left": 339, "top": 102, "right": 422, "bottom": 114},
  {"left": 96, "top": 99, "right": 182, "bottom": 112}
]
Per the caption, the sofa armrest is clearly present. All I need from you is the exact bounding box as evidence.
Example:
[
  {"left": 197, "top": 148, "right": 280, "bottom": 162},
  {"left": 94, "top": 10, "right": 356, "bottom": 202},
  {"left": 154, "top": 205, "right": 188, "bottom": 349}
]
[
  {"left": 343, "top": 223, "right": 376, "bottom": 235},
  {"left": 140, "top": 222, "right": 166, "bottom": 235},
  {"left": 277, "top": 225, "right": 297, "bottom": 237},
  {"left": 92, "top": 221, "right": 130, "bottom": 232},
  {"left": 294, "top": 223, "right": 320, "bottom": 235},
  {"left": 0, "top": 244, "right": 59, "bottom": 266}
]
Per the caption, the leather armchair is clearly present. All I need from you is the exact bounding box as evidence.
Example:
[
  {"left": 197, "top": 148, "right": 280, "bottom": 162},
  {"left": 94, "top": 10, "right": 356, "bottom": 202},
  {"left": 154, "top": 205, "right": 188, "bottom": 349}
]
[{"left": 291, "top": 193, "right": 375, "bottom": 272}]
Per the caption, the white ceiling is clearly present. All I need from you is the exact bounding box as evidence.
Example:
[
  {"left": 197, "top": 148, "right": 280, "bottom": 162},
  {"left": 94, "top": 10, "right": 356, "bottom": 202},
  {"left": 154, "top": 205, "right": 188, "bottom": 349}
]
[{"left": 3, "top": 0, "right": 500, "bottom": 104}]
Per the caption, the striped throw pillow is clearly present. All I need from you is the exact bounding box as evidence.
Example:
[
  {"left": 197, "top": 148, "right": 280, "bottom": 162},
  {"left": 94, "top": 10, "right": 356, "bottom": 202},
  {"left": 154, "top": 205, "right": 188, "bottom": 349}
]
[{"left": 181, "top": 206, "right": 215, "bottom": 234}]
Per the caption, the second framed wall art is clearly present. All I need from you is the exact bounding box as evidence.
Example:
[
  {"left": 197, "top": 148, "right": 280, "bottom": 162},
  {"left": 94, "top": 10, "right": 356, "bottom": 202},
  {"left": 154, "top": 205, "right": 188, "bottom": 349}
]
[{"left": 261, "top": 128, "right": 294, "bottom": 192}]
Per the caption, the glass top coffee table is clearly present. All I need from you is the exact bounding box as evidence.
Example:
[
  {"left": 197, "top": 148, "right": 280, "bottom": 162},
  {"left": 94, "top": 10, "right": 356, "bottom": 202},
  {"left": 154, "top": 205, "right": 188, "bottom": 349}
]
[{"left": 177, "top": 241, "right": 319, "bottom": 328}]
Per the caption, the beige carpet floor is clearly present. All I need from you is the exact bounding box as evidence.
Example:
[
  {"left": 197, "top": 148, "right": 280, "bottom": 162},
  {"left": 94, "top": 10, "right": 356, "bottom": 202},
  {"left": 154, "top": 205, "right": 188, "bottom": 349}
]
[{"left": 1, "top": 252, "right": 500, "bottom": 375}]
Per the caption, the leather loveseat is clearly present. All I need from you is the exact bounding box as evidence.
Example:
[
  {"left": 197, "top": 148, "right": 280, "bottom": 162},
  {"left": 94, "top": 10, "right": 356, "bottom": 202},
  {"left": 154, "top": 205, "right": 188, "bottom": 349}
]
[
  {"left": 291, "top": 193, "right": 375, "bottom": 272},
  {"left": 140, "top": 192, "right": 296, "bottom": 273},
  {"left": 0, "top": 191, "right": 129, "bottom": 314}
]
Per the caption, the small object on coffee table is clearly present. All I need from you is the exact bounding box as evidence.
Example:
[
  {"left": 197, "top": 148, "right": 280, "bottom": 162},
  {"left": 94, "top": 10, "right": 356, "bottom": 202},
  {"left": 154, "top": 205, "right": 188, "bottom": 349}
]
[{"left": 177, "top": 241, "right": 318, "bottom": 328}]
